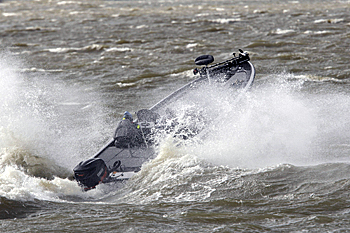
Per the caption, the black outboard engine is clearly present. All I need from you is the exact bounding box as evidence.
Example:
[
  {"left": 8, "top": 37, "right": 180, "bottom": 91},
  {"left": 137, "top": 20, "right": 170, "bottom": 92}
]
[{"left": 73, "top": 158, "right": 109, "bottom": 190}]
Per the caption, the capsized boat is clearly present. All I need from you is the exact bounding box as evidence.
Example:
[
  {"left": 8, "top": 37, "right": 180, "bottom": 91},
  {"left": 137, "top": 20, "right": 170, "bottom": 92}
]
[{"left": 73, "top": 50, "right": 255, "bottom": 191}]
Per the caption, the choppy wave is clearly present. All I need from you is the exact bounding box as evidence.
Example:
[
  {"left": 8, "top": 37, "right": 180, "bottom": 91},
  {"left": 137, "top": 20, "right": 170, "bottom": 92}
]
[
  {"left": 0, "top": 196, "right": 41, "bottom": 219},
  {"left": 1, "top": 0, "right": 350, "bottom": 230},
  {"left": 47, "top": 44, "right": 108, "bottom": 53},
  {"left": 2, "top": 54, "right": 350, "bottom": 206},
  {"left": 103, "top": 141, "right": 350, "bottom": 206},
  {"left": 0, "top": 66, "right": 349, "bottom": 233}
]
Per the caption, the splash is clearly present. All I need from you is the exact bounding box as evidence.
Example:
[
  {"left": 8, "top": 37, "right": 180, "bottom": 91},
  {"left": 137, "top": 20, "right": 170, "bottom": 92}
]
[
  {"left": 0, "top": 52, "right": 111, "bottom": 201},
  {"left": 103, "top": 73, "right": 350, "bottom": 204},
  {"left": 189, "top": 73, "right": 350, "bottom": 168},
  {"left": 0, "top": 166, "right": 82, "bottom": 202},
  {"left": 1, "top": 50, "right": 349, "bottom": 204},
  {"left": 113, "top": 138, "right": 219, "bottom": 204}
]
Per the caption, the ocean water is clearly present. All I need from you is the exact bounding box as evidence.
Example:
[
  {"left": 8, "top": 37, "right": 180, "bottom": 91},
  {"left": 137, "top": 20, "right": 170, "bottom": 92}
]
[{"left": 0, "top": 0, "right": 350, "bottom": 232}]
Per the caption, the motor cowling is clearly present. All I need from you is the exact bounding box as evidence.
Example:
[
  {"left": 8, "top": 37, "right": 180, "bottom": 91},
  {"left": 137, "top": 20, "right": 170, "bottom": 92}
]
[{"left": 73, "top": 158, "right": 109, "bottom": 190}]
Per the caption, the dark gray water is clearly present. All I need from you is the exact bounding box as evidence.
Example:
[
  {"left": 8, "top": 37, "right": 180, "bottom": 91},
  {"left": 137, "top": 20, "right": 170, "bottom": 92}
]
[{"left": 1, "top": 0, "right": 350, "bottom": 232}]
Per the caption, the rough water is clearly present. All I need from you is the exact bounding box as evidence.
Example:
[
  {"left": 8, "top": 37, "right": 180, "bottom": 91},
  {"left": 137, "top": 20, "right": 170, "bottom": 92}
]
[{"left": 1, "top": 0, "right": 350, "bottom": 231}]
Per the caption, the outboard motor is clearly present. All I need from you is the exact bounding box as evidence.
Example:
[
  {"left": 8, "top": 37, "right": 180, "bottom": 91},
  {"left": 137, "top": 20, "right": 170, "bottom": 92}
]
[{"left": 73, "top": 158, "right": 109, "bottom": 190}]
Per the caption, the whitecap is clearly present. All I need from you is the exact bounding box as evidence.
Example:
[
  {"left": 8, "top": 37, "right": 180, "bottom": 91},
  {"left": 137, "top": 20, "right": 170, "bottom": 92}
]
[
  {"left": 195, "top": 13, "right": 210, "bottom": 17},
  {"left": 136, "top": 25, "right": 148, "bottom": 29},
  {"left": 57, "top": 1, "right": 81, "bottom": 5},
  {"left": 314, "top": 18, "right": 344, "bottom": 24},
  {"left": 186, "top": 43, "right": 197, "bottom": 49},
  {"left": 215, "top": 7, "right": 225, "bottom": 11},
  {"left": 314, "top": 19, "right": 327, "bottom": 24},
  {"left": 21, "top": 68, "right": 63, "bottom": 73},
  {"left": 2, "top": 12, "right": 20, "bottom": 17},
  {"left": 273, "top": 28, "right": 295, "bottom": 34},
  {"left": 69, "top": 11, "right": 82, "bottom": 15},
  {"left": 304, "top": 30, "right": 331, "bottom": 35},
  {"left": 104, "top": 47, "right": 133, "bottom": 52},
  {"left": 329, "top": 18, "right": 344, "bottom": 23},
  {"left": 48, "top": 47, "right": 73, "bottom": 53},
  {"left": 47, "top": 44, "right": 105, "bottom": 53},
  {"left": 116, "top": 82, "right": 136, "bottom": 87},
  {"left": 83, "top": 44, "right": 105, "bottom": 51},
  {"left": 210, "top": 18, "right": 241, "bottom": 24}
]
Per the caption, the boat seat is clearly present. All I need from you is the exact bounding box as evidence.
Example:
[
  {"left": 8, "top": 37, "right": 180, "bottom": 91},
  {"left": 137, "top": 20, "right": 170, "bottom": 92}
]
[{"left": 195, "top": 55, "right": 214, "bottom": 66}]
